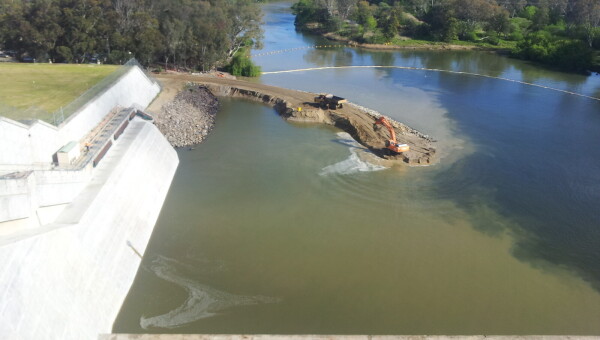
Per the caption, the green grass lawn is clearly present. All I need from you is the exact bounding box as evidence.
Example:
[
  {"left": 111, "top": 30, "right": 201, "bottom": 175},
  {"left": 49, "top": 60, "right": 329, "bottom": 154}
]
[
  {"left": 0, "top": 63, "right": 118, "bottom": 123},
  {"left": 387, "top": 37, "right": 516, "bottom": 50}
]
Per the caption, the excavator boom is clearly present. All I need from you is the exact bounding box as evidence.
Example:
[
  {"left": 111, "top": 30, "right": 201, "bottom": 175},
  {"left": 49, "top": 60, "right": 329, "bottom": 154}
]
[
  {"left": 374, "top": 117, "right": 409, "bottom": 153},
  {"left": 375, "top": 117, "right": 396, "bottom": 142}
]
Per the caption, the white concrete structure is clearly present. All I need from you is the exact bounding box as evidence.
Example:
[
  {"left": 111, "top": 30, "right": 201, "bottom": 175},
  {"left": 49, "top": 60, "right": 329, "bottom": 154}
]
[
  {"left": 0, "top": 66, "right": 160, "bottom": 167},
  {"left": 0, "top": 120, "right": 178, "bottom": 339},
  {"left": 0, "top": 65, "right": 161, "bottom": 223},
  {"left": 58, "top": 66, "right": 160, "bottom": 148},
  {"left": 0, "top": 171, "right": 37, "bottom": 222},
  {"left": 57, "top": 141, "right": 81, "bottom": 166},
  {"left": 0, "top": 64, "right": 180, "bottom": 339}
]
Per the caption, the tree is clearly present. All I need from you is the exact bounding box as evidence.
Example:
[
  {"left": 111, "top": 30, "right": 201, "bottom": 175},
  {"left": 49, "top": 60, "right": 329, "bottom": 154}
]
[
  {"left": 501, "top": 0, "right": 526, "bottom": 18},
  {"left": 513, "top": 30, "right": 593, "bottom": 72},
  {"left": 488, "top": 10, "right": 511, "bottom": 36},
  {"left": 129, "top": 11, "right": 163, "bottom": 65},
  {"left": 521, "top": 5, "right": 537, "bottom": 20},
  {"left": 292, "top": 0, "right": 330, "bottom": 26},
  {"left": 569, "top": 0, "right": 600, "bottom": 47},
  {"left": 425, "top": 3, "right": 458, "bottom": 42},
  {"left": 452, "top": 0, "right": 498, "bottom": 33},
  {"left": 404, "top": 0, "right": 445, "bottom": 17},
  {"left": 26, "top": 0, "right": 63, "bottom": 61},
  {"left": 546, "top": 0, "right": 567, "bottom": 23},
  {"left": 0, "top": 0, "right": 25, "bottom": 53},
  {"left": 0, "top": 0, "right": 264, "bottom": 71},
  {"left": 337, "top": 0, "right": 357, "bottom": 21},
  {"left": 114, "top": 0, "right": 143, "bottom": 35},
  {"left": 379, "top": 5, "right": 402, "bottom": 39},
  {"left": 319, "top": 0, "right": 337, "bottom": 17},
  {"left": 354, "top": 1, "right": 373, "bottom": 27},
  {"left": 58, "top": 0, "right": 113, "bottom": 63},
  {"left": 161, "top": 18, "right": 186, "bottom": 70},
  {"left": 532, "top": 1, "right": 550, "bottom": 29},
  {"left": 224, "top": 0, "right": 263, "bottom": 59}
]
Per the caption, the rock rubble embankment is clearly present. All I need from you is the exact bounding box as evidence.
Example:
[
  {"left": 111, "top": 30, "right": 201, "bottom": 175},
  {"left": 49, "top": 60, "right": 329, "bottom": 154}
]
[{"left": 153, "top": 85, "right": 218, "bottom": 147}]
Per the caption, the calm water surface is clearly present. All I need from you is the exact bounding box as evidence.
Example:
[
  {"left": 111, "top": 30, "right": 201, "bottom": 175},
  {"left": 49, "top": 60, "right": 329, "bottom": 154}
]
[{"left": 114, "top": 1, "right": 600, "bottom": 334}]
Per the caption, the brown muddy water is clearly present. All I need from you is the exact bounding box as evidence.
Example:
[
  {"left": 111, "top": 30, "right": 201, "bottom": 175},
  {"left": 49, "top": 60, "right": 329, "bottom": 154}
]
[{"left": 114, "top": 1, "right": 600, "bottom": 335}]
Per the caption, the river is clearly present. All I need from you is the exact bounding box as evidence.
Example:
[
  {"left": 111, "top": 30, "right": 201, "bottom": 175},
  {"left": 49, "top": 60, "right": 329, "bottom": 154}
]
[{"left": 114, "top": 1, "right": 600, "bottom": 335}]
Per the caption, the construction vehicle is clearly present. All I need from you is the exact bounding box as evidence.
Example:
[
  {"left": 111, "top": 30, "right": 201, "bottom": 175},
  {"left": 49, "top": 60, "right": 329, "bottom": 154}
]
[
  {"left": 374, "top": 117, "right": 410, "bottom": 153},
  {"left": 314, "top": 94, "right": 347, "bottom": 110}
]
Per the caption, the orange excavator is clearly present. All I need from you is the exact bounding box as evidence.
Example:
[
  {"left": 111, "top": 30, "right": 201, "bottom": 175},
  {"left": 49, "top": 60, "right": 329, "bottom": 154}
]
[{"left": 374, "top": 117, "right": 410, "bottom": 153}]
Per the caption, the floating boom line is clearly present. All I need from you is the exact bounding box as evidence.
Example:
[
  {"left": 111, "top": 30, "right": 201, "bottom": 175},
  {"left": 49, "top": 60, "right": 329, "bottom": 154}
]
[
  {"left": 262, "top": 66, "right": 600, "bottom": 102},
  {"left": 251, "top": 44, "right": 347, "bottom": 57}
]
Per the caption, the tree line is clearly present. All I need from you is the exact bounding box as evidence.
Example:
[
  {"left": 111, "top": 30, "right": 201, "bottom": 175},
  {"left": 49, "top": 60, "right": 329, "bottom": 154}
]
[
  {"left": 0, "top": 0, "right": 263, "bottom": 71},
  {"left": 292, "top": 0, "right": 600, "bottom": 73}
]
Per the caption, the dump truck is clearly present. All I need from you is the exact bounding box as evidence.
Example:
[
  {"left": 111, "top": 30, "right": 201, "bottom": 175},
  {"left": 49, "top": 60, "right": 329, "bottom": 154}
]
[{"left": 314, "top": 94, "right": 347, "bottom": 110}]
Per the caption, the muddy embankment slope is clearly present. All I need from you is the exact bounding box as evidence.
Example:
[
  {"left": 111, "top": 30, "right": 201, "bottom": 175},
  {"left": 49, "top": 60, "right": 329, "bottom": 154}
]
[{"left": 154, "top": 73, "right": 436, "bottom": 165}]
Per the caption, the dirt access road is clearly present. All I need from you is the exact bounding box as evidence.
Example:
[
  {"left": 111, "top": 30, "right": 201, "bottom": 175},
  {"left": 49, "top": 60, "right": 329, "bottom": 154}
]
[{"left": 152, "top": 73, "right": 436, "bottom": 165}]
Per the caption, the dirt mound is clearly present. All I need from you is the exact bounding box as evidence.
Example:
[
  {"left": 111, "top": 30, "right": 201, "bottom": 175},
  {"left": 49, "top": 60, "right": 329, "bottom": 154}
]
[{"left": 154, "top": 73, "right": 437, "bottom": 165}]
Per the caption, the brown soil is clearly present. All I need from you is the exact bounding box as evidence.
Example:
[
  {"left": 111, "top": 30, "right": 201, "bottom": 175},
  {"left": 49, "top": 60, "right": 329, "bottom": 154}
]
[{"left": 154, "top": 73, "right": 436, "bottom": 165}]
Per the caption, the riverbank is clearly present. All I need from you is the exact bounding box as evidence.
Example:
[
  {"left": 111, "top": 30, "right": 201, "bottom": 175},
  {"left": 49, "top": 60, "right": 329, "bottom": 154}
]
[
  {"left": 320, "top": 31, "right": 511, "bottom": 52},
  {"left": 152, "top": 73, "right": 436, "bottom": 165}
]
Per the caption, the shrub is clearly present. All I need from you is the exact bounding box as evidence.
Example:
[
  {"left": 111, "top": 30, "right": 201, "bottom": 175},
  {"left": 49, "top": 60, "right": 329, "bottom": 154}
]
[
  {"left": 509, "top": 17, "right": 532, "bottom": 34},
  {"left": 508, "top": 31, "right": 524, "bottom": 41},
  {"left": 520, "top": 6, "right": 537, "bottom": 20},
  {"left": 487, "top": 32, "right": 500, "bottom": 45},
  {"left": 547, "top": 40, "right": 593, "bottom": 73},
  {"left": 545, "top": 20, "right": 566, "bottom": 36},
  {"left": 367, "top": 33, "right": 388, "bottom": 44},
  {"left": 513, "top": 31, "right": 593, "bottom": 73},
  {"left": 325, "top": 17, "right": 343, "bottom": 32},
  {"left": 404, "top": 20, "right": 426, "bottom": 38},
  {"left": 464, "top": 31, "right": 478, "bottom": 42},
  {"left": 227, "top": 53, "right": 261, "bottom": 77}
]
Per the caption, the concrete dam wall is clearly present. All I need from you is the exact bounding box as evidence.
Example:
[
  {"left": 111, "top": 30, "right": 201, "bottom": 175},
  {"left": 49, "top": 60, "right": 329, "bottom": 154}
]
[
  {"left": 1, "top": 65, "right": 162, "bottom": 223},
  {"left": 0, "top": 65, "right": 178, "bottom": 339},
  {"left": 0, "top": 66, "right": 160, "bottom": 166},
  {"left": 0, "top": 121, "right": 178, "bottom": 338}
]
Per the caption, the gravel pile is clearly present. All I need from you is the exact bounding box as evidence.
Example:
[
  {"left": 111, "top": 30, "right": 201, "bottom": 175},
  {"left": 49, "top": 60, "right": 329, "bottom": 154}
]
[{"left": 154, "top": 85, "right": 219, "bottom": 147}]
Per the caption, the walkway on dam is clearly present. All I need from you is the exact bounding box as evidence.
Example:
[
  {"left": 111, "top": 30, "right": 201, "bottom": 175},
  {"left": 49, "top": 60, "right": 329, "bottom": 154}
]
[{"left": 0, "top": 118, "right": 147, "bottom": 246}]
